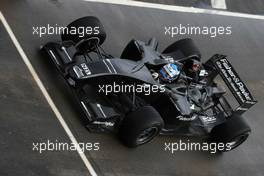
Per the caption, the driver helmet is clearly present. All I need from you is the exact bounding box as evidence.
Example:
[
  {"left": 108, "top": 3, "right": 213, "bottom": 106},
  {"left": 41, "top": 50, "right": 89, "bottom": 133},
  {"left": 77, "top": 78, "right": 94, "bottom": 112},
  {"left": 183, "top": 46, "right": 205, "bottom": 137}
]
[
  {"left": 186, "top": 59, "right": 201, "bottom": 72},
  {"left": 159, "top": 63, "right": 180, "bottom": 82}
]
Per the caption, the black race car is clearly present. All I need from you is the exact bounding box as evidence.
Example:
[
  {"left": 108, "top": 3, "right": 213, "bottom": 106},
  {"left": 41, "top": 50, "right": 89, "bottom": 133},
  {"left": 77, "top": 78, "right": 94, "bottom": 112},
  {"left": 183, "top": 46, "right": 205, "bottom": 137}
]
[{"left": 41, "top": 16, "right": 257, "bottom": 150}]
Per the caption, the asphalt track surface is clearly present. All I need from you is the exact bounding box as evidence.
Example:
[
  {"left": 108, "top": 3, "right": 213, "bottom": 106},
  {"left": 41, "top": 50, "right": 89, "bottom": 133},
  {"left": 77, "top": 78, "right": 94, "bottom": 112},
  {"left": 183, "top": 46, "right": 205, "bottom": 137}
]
[
  {"left": 0, "top": 21, "right": 90, "bottom": 175},
  {"left": 0, "top": 0, "right": 264, "bottom": 175},
  {"left": 136, "top": 0, "right": 264, "bottom": 15}
]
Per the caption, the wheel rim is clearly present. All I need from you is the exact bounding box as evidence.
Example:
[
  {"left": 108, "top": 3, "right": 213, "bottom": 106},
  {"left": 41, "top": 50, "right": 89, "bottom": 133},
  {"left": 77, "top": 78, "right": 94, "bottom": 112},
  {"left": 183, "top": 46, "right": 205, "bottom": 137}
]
[
  {"left": 136, "top": 127, "right": 159, "bottom": 145},
  {"left": 228, "top": 132, "right": 250, "bottom": 150}
]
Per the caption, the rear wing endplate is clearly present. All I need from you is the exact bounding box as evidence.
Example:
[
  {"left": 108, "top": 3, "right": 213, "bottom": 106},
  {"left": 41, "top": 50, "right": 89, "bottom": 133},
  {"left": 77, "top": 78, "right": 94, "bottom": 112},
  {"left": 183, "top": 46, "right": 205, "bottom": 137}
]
[{"left": 206, "top": 54, "right": 257, "bottom": 114}]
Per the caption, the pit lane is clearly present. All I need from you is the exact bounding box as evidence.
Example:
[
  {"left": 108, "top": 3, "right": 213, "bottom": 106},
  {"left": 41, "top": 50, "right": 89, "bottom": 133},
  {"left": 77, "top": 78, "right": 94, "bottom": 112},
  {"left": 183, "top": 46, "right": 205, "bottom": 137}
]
[{"left": 0, "top": 0, "right": 264, "bottom": 175}]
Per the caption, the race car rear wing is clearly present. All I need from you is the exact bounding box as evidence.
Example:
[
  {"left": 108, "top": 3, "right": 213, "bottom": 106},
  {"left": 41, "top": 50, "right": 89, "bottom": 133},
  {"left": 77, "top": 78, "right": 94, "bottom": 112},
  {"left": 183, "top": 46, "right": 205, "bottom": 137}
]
[{"left": 205, "top": 54, "right": 257, "bottom": 115}]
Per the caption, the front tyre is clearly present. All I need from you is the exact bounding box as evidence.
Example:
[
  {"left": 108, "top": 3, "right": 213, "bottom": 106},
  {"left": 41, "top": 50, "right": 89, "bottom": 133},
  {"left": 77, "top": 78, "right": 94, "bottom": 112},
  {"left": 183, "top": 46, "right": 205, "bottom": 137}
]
[
  {"left": 162, "top": 38, "right": 201, "bottom": 61},
  {"left": 119, "top": 106, "right": 164, "bottom": 148},
  {"left": 61, "top": 16, "right": 106, "bottom": 52},
  {"left": 210, "top": 114, "right": 251, "bottom": 152}
]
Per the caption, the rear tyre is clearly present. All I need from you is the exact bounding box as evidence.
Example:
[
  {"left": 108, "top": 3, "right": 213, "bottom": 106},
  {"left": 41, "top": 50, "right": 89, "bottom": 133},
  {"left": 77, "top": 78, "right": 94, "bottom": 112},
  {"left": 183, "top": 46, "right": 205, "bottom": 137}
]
[
  {"left": 162, "top": 38, "right": 201, "bottom": 61},
  {"left": 61, "top": 16, "right": 106, "bottom": 52},
  {"left": 119, "top": 106, "right": 164, "bottom": 147},
  {"left": 210, "top": 114, "right": 251, "bottom": 152}
]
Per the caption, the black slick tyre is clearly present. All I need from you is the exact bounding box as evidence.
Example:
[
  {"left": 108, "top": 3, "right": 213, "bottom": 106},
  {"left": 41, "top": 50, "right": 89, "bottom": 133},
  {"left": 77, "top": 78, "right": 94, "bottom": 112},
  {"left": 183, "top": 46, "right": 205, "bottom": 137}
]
[
  {"left": 61, "top": 16, "right": 106, "bottom": 52},
  {"left": 163, "top": 38, "right": 201, "bottom": 61},
  {"left": 210, "top": 114, "right": 251, "bottom": 152},
  {"left": 119, "top": 106, "right": 164, "bottom": 148}
]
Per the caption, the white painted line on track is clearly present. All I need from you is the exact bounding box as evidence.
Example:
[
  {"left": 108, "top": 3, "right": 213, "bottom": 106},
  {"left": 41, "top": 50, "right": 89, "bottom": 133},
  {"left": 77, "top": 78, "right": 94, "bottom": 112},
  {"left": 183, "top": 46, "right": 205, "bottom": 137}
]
[
  {"left": 0, "top": 11, "right": 97, "bottom": 176},
  {"left": 211, "top": 0, "right": 227, "bottom": 9},
  {"left": 83, "top": 0, "right": 264, "bottom": 20}
]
